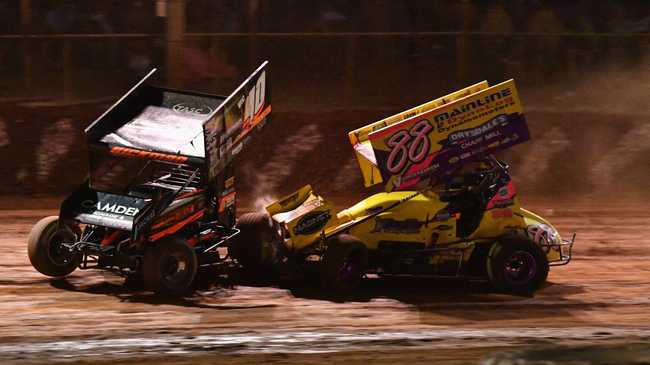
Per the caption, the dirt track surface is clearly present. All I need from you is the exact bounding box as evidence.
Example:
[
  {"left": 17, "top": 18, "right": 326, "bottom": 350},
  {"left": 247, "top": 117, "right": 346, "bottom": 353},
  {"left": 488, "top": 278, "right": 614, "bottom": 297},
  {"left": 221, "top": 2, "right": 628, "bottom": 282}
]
[{"left": 0, "top": 200, "right": 649, "bottom": 364}]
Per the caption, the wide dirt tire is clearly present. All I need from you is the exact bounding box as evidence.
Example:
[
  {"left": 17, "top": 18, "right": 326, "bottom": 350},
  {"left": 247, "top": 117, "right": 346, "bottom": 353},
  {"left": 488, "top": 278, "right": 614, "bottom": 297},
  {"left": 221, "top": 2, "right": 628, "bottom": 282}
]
[
  {"left": 321, "top": 234, "right": 368, "bottom": 292},
  {"left": 143, "top": 236, "right": 198, "bottom": 296},
  {"left": 230, "top": 213, "right": 283, "bottom": 272},
  {"left": 27, "top": 216, "right": 79, "bottom": 277},
  {"left": 487, "top": 236, "right": 549, "bottom": 295}
]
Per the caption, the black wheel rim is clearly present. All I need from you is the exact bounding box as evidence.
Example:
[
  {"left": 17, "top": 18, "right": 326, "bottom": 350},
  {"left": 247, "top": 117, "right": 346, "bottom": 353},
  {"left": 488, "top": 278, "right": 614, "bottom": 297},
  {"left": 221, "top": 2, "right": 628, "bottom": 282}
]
[
  {"left": 337, "top": 257, "right": 361, "bottom": 284},
  {"left": 47, "top": 230, "right": 76, "bottom": 267},
  {"left": 503, "top": 250, "right": 537, "bottom": 286},
  {"left": 160, "top": 251, "right": 191, "bottom": 285}
]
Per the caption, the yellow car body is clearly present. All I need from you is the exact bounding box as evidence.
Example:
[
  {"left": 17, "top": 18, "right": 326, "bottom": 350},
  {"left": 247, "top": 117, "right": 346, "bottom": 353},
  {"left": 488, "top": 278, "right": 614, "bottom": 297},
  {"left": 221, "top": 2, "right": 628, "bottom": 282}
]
[
  {"left": 252, "top": 79, "right": 574, "bottom": 289},
  {"left": 266, "top": 179, "right": 572, "bottom": 275}
]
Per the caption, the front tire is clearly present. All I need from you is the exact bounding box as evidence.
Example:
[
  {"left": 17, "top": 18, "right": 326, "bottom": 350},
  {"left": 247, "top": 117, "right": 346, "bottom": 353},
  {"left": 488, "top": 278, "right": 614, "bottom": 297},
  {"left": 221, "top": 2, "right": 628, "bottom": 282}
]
[
  {"left": 27, "top": 216, "right": 80, "bottom": 277},
  {"left": 487, "top": 236, "right": 549, "bottom": 295},
  {"left": 321, "top": 234, "right": 367, "bottom": 292},
  {"left": 143, "top": 236, "right": 198, "bottom": 296}
]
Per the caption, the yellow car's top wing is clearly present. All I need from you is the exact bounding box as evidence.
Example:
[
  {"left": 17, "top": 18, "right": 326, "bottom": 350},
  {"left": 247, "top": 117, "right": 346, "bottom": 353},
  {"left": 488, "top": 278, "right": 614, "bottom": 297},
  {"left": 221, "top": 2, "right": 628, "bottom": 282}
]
[
  {"left": 349, "top": 79, "right": 531, "bottom": 192},
  {"left": 348, "top": 81, "right": 490, "bottom": 188}
]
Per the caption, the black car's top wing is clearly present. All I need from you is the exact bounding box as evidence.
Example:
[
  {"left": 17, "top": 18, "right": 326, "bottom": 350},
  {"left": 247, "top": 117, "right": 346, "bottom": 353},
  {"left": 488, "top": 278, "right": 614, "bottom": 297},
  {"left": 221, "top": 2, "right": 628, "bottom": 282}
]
[{"left": 84, "top": 61, "right": 270, "bottom": 191}]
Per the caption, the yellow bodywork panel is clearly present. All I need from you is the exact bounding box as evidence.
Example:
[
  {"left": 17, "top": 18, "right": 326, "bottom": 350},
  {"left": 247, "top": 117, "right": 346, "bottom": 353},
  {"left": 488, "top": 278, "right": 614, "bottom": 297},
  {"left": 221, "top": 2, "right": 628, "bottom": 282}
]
[
  {"left": 336, "top": 191, "right": 452, "bottom": 250},
  {"left": 266, "top": 184, "right": 315, "bottom": 217},
  {"left": 266, "top": 185, "right": 337, "bottom": 251},
  {"left": 520, "top": 208, "right": 563, "bottom": 262}
]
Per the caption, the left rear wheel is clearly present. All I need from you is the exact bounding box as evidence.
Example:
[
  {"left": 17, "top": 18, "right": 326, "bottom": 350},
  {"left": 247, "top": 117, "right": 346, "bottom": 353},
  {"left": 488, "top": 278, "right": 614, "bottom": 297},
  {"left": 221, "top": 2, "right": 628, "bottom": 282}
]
[
  {"left": 143, "top": 236, "right": 198, "bottom": 296},
  {"left": 230, "top": 213, "right": 284, "bottom": 274}
]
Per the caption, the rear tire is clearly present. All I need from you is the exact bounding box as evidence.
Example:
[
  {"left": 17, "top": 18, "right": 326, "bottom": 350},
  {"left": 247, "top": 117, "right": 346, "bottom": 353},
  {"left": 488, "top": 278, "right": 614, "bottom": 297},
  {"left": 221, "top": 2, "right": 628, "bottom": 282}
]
[
  {"left": 27, "top": 216, "right": 80, "bottom": 277},
  {"left": 143, "top": 236, "right": 198, "bottom": 296},
  {"left": 487, "top": 236, "right": 549, "bottom": 295},
  {"left": 321, "top": 234, "right": 367, "bottom": 292},
  {"left": 230, "top": 213, "right": 284, "bottom": 273}
]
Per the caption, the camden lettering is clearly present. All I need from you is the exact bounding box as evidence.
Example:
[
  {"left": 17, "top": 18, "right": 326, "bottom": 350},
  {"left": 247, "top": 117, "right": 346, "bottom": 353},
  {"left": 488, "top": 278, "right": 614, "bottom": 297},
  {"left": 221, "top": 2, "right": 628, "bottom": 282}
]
[{"left": 81, "top": 200, "right": 140, "bottom": 217}]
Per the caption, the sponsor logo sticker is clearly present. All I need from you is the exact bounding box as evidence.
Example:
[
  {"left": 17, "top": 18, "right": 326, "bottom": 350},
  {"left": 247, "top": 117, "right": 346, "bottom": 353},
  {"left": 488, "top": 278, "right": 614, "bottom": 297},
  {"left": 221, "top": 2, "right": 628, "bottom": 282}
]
[
  {"left": 293, "top": 210, "right": 331, "bottom": 235},
  {"left": 173, "top": 103, "right": 214, "bottom": 115},
  {"left": 371, "top": 218, "right": 424, "bottom": 234}
]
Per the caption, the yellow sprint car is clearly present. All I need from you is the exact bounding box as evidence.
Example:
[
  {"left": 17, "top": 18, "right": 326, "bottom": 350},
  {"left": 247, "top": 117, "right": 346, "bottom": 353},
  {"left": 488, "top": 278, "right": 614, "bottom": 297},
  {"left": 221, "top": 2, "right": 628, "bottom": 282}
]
[{"left": 231, "top": 80, "right": 574, "bottom": 294}]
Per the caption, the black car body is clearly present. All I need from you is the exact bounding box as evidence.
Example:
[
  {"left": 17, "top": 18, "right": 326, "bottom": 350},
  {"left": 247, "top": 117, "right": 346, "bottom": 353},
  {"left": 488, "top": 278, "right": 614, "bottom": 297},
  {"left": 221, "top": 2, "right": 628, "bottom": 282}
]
[{"left": 27, "top": 62, "right": 270, "bottom": 295}]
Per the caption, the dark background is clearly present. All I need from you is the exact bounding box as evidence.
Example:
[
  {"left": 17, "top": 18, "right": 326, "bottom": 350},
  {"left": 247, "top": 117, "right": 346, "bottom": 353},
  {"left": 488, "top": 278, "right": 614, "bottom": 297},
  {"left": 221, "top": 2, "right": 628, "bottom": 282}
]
[{"left": 0, "top": 0, "right": 648, "bottom": 205}]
